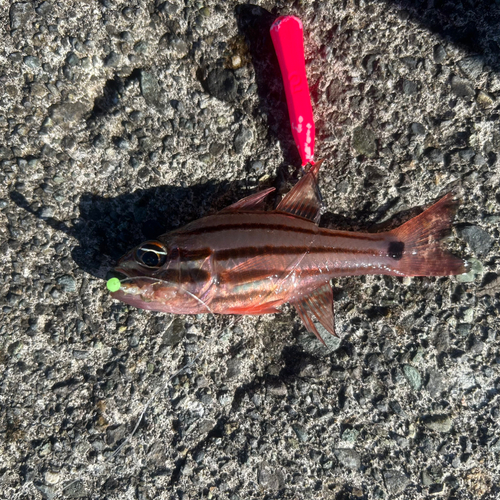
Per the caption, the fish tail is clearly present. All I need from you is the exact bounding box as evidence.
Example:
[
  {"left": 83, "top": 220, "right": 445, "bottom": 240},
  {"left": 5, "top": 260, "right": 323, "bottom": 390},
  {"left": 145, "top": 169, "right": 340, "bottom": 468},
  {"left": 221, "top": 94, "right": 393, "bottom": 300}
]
[{"left": 388, "top": 193, "right": 467, "bottom": 276}]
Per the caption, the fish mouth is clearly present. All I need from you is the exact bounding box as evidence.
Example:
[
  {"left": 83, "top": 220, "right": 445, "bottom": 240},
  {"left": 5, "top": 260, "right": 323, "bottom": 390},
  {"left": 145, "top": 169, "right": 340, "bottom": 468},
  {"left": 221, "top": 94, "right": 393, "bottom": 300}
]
[
  {"left": 106, "top": 266, "right": 166, "bottom": 298},
  {"left": 106, "top": 268, "right": 174, "bottom": 311},
  {"left": 106, "top": 266, "right": 147, "bottom": 297}
]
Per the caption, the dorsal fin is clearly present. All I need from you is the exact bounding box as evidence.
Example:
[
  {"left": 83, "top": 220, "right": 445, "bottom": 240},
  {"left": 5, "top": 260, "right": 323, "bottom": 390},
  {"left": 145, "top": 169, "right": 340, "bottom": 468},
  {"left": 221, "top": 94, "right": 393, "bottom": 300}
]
[
  {"left": 276, "top": 160, "right": 324, "bottom": 224},
  {"left": 219, "top": 187, "right": 275, "bottom": 213},
  {"left": 293, "top": 282, "right": 335, "bottom": 344}
]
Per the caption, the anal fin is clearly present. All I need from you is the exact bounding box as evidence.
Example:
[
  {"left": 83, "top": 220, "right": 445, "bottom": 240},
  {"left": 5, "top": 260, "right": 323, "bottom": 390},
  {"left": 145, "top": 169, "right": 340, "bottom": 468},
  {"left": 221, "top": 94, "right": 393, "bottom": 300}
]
[{"left": 293, "top": 283, "right": 336, "bottom": 344}]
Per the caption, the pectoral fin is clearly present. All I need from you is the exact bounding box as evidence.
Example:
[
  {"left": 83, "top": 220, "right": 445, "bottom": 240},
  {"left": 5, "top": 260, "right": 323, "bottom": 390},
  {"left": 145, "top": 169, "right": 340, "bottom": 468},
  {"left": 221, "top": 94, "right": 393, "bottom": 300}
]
[
  {"left": 224, "top": 300, "right": 282, "bottom": 315},
  {"left": 293, "top": 282, "right": 336, "bottom": 344},
  {"left": 218, "top": 254, "right": 281, "bottom": 285},
  {"left": 276, "top": 160, "right": 324, "bottom": 223}
]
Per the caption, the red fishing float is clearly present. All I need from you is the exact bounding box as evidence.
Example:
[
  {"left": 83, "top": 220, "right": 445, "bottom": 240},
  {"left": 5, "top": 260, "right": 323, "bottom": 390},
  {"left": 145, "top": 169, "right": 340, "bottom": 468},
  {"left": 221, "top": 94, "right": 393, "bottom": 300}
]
[{"left": 270, "top": 15, "right": 315, "bottom": 166}]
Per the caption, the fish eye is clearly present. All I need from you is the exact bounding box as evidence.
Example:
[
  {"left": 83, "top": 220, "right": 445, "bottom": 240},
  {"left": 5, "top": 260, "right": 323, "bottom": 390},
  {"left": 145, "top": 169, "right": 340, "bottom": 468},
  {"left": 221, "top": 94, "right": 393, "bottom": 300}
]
[{"left": 135, "top": 241, "right": 167, "bottom": 268}]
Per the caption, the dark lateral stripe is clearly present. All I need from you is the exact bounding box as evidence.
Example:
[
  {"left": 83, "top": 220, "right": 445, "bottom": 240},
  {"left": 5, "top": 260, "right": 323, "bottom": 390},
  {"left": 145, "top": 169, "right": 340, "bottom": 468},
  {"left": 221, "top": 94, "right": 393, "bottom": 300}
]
[
  {"left": 219, "top": 267, "right": 320, "bottom": 286},
  {"left": 218, "top": 262, "right": 379, "bottom": 287},
  {"left": 159, "top": 269, "right": 211, "bottom": 285},
  {"left": 210, "top": 289, "right": 279, "bottom": 306},
  {"left": 212, "top": 272, "right": 338, "bottom": 307},
  {"left": 169, "top": 246, "right": 212, "bottom": 261},
  {"left": 178, "top": 247, "right": 212, "bottom": 261},
  {"left": 181, "top": 222, "right": 385, "bottom": 241},
  {"left": 215, "top": 245, "right": 379, "bottom": 262}
]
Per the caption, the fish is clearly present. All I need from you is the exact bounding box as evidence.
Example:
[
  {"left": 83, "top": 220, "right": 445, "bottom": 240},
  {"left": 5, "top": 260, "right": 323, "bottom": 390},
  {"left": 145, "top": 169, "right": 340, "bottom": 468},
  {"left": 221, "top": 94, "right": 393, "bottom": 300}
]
[{"left": 108, "top": 160, "right": 467, "bottom": 344}]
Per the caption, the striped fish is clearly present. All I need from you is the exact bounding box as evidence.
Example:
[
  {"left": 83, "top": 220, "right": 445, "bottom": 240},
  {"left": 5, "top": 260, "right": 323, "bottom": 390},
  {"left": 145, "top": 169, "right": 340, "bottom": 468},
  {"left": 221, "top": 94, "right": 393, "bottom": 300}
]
[{"left": 108, "top": 161, "right": 466, "bottom": 344}]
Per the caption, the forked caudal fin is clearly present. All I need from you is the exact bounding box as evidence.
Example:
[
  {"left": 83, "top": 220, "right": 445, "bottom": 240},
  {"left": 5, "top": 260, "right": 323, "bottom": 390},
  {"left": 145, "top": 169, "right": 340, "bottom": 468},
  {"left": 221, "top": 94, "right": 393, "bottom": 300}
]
[{"left": 389, "top": 193, "right": 467, "bottom": 277}]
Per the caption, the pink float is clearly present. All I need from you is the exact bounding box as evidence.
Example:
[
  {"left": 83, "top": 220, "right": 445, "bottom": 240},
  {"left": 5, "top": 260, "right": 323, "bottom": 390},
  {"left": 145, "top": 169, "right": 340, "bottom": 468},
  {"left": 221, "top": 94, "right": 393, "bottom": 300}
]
[{"left": 270, "top": 15, "right": 316, "bottom": 166}]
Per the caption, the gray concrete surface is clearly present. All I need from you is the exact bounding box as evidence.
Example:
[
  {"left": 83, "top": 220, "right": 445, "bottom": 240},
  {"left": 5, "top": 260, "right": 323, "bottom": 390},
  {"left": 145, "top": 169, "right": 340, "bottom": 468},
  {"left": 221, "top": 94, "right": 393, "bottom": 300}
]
[{"left": 1, "top": 0, "right": 499, "bottom": 498}]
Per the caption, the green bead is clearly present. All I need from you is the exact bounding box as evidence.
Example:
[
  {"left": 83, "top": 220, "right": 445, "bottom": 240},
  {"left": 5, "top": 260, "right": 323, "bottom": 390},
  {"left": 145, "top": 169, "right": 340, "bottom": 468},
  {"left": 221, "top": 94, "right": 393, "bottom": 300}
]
[{"left": 107, "top": 277, "right": 121, "bottom": 292}]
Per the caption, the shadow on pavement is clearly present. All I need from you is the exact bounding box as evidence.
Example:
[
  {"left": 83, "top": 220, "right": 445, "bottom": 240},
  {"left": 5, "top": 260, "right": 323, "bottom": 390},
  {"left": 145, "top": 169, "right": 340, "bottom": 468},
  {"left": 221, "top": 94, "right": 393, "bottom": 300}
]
[
  {"left": 10, "top": 181, "right": 258, "bottom": 280},
  {"left": 386, "top": 0, "right": 500, "bottom": 73}
]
